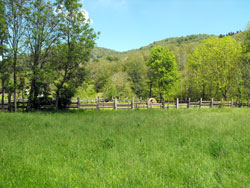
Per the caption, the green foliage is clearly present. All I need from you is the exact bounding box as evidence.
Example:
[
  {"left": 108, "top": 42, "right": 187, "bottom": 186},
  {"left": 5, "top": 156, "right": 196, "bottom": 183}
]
[
  {"left": 57, "top": 86, "right": 75, "bottom": 109},
  {"left": 86, "top": 60, "right": 121, "bottom": 92},
  {"left": 241, "top": 23, "right": 250, "bottom": 98},
  {"left": 75, "top": 82, "right": 97, "bottom": 98},
  {"left": 24, "top": 0, "right": 61, "bottom": 109},
  {"left": 103, "top": 72, "right": 134, "bottom": 98},
  {"left": 0, "top": 109, "right": 250, "bottom": 187},
  {"left": 106, "top": 56, "right": 119, "bottom": 61},
  {"left": 91, "top": 47, "right": 120, "bottom": 59},
  {"left": 0, "top": 0, "right": 6, "bottom": 55},
  {"left": 147, "top": 46, "right": 178, "bottom": 99},
  {"left": 122, "top": 55, "right": 148, "bottom": 97},
  {"left": 52, "top": 0, "right": 97, "bottom": 109},
  {"left": 186, "top": 36, "right": 242, "bottom": 100},
  {"left": 0, "top": 0, "right": 97, "bottom": 110}
]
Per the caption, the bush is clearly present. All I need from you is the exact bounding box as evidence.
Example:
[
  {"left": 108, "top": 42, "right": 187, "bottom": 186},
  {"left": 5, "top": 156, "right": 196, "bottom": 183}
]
[{"left": 58, "top": 87, "right": 75, "bottom": 109}]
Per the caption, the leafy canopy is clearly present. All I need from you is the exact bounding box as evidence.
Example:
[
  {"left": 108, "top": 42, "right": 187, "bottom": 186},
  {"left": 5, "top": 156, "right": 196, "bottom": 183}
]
[{"left": 147, "top": 46, "right": 178, "bottom": 98}]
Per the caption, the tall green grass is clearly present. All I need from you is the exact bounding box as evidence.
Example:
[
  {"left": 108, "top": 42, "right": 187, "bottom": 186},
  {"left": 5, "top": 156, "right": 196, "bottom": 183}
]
[{"left": 0, "top": 108, "right": 250, "bottom": 187}]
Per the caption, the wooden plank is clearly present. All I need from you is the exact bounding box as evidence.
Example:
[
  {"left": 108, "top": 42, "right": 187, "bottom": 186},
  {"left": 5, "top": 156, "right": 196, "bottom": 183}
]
[
  {"left": 80, "top": 104, "right": 96, "bottom": 107},
  {"left": 117, "top": 103, "right": 131, "bottom": 106}
]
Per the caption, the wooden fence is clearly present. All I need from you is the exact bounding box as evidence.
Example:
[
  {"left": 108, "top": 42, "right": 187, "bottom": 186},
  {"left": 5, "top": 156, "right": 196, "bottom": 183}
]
[{"left": 0, "top": 97, "right": 249, "bottom": 111}]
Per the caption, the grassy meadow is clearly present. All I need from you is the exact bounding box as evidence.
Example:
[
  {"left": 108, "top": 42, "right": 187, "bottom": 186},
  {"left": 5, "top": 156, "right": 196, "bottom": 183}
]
[{"left": 0, "top": 108, "right": 250, "bottom": 187}]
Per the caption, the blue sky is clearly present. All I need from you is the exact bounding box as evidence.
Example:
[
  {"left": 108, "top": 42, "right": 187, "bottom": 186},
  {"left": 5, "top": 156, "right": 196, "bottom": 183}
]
[{"left": 83, "top": 0, "right": 250, "bottom": 52}]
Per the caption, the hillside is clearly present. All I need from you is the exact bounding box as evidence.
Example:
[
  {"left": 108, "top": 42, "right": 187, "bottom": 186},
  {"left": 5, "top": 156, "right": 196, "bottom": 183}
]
[
  {"left": 91, "top": 47, "right": 121, "bottom": 59},
  {"left": 83, "top": 31, "right": 247, "bottom": 99},
  {"left": 91, "top": 34, "right": 216, "bottom": 70},
  {"left": 93, "top": 34, "right": 215, "bottom": 57}
]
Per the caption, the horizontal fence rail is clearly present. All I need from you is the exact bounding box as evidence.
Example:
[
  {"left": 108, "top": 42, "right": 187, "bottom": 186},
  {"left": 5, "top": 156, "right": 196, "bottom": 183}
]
[{"left": 0, "top": 97, "right": 249, "bottom": 111}]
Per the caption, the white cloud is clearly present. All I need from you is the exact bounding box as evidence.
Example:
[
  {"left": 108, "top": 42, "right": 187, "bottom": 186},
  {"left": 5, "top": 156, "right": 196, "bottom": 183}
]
[
  {"left": 82, "top": 9, "right": 93, "bottom": 24},
  {"left": 54, "top": 5, "right": 93, "bottom": 24}
]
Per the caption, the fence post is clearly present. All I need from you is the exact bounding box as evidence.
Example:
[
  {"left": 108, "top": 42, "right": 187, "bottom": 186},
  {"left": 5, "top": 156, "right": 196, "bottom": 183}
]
[
  {"left": 210, "top": 98, "right": 213, "bottom": 108},
  {"left": 187, "top": 98, "right": 190, "bottom": 109},
  {"left": 86, "top": 96, "right": 88, "bottom": 104},
  {"left": 221, "top": 98, "right": 224, "bottom": 108},
  {"left": 114, "top": 98, "right": 117, "bottom": 110},
  {"left": 77, "top": 97, "right": 80, "bottom": 109},
  {"left": 199, "top": 98, "right": 202, "bottom": 109},
  {"left": 131, "top": 97, "right": 134, "bottom": 110},
  {"left": 176, "top": 98, "right": 179, "bottom": 109},
  {"left": 8, "top": 94, "right": 12, "bottom": 112},
  {"left": 96, "top": 96, "right": 99, "bottom": 110},
  {"left": 162, "top": 98, "right": 165, "bottom": 109},
  {"left": 231, "top": 98, "right": 234, "bottom": 107},
  {"left": 147, "top": 98, "right": 150, "bottom": 109}
]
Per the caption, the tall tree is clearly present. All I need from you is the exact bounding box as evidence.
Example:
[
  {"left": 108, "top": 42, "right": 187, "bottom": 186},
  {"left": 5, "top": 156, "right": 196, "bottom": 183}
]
[
  {"left": 186, "top": 36, "right": 242, "bottom": 100},
  {"left": 52, "top": 0, "right": 97, "bottom": 109},
  {"left": 4, "top": 0, "right": 26, "bottom": 112},
  {"left": 122, "top": 55, "right": 148, "bottom": 97},
  {"left": 147, "top": 46, "right": 178, "bottom": 100},
  {"left": 241, "top": 23, "right": 250, "bottom": 99},
  {"left": 0, "top": 0, "right": 9, "bottom": 108},
  {"left": 25, "top": 0, "right": 60, "bottom": 109}
]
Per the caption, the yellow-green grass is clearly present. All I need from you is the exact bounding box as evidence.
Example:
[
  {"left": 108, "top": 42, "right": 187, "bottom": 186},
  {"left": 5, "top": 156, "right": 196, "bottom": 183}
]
[{"left": 0, "top": 108, "right": 249, "bottom": 187}]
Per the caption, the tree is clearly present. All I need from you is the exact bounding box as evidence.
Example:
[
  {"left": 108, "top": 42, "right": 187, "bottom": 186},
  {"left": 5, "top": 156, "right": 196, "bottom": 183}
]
[
  {"left": 0, "top": 0, "right": 5, "bottom": 53},
  {"left": 52, "top": 0, "right": 98, "bottom": 109},
  {"left": 147, "top": 46, "right": 178, "bottom": 100},
  {"left": 24, "top": 0, "right": 61, "bottom": 109},
  {"left": 86, "top": 60, "right": 121, "bottom": 92},
  {"left": 0, "top": 0, "right": 9, "bottom": 108},
  {"left": 4, "top": 0, "right": 27, "bottom": 112},
  {"left": 122, "top": 55, "right": 148, "bottom": 97},
  {"left": 103, "top": 72, "right": 134, "bottom": 98},
  {"left": 241, "top": 23, "right": 250, "bottom": 99},
  {"left": 186, "top": 36, "right": 242, "bottom": 100}
]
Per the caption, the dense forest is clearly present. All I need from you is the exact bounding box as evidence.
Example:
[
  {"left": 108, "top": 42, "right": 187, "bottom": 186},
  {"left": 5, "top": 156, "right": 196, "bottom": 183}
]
[{"left": 0, "top": 0, "right": 249, "bottom": 111}]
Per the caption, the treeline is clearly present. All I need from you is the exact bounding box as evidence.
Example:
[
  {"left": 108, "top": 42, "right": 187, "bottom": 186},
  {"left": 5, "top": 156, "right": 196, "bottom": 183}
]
[
  {"left": 219, "top": 31, "right": 242, "bottom": 38},
  {"left": 0, "top": 0, "right": 249, "bottom": 111},
  {"left": 84, "top": 29, "right": 250, "bottom": 101},
  {"left": 0, "top": 0, "right": 98, "bottom": 111}
]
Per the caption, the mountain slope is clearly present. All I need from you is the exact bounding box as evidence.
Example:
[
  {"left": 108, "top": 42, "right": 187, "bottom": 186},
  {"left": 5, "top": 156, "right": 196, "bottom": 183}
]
[{"left": 92, "top": 34, "right": 216, "bottom": 70}]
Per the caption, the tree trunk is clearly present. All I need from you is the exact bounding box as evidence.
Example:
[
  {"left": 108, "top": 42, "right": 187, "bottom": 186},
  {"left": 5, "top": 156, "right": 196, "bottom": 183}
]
[
  {"left": 1, "top": 79, "right": 4, "bottom": 109},
  {"left": 13, "top": 52, "right": 17, "bottom": 112},
  {"left": 8, "top": 92, "right": 12, "bottom": 112},
  {"left": 149, "top": 80, "right": 153, "bottom": 98},
  {"left": 202, "top": 83, "right": 206, "bottom": 100},
  {"left": 29, "top": 63, "right": 40, "bottom": 110},
  {"left": 160, "top": 92, "right": 162, "bottom": 103}
]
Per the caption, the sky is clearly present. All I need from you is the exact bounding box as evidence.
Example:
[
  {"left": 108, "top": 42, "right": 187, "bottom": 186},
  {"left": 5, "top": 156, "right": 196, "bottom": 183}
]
[{"left": 82, "top": 0, "right": 250, "bottom": 52}]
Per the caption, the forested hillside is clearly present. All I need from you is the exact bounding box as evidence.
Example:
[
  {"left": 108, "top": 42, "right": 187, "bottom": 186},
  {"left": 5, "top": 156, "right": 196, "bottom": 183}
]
[
  {"left": 92, "top": 34, "right": 214, "bottom": 70},
  {"left": 84, "top": 31, "right": 249, "bottom": 101}
]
